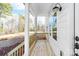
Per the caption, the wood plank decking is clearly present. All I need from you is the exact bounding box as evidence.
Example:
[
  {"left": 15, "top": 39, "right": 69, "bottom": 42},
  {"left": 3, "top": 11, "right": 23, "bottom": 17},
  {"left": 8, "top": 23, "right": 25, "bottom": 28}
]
[{"left": 30, "top": 40, "right": 54, "bottom": 56}]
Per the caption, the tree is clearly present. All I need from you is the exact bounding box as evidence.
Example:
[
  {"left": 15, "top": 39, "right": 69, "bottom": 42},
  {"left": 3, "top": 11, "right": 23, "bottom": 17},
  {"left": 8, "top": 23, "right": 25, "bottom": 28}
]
[
  {"left": 18, "top": 15, "right": 25, "bottom": 32},
  {"left": 0, "top": 3, "right": 12, "bottom": 15}
]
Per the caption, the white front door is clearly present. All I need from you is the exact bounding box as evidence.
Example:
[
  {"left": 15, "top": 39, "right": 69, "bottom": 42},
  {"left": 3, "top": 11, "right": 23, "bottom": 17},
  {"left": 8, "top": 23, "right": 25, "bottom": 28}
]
[{"left": 74, "top": 3, "right": 79, "bottom": 56}]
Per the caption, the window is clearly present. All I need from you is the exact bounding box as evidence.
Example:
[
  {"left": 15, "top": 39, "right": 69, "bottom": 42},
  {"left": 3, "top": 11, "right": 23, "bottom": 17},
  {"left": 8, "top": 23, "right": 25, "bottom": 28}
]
[
  {"left": 49, "top": 12, "right": 57, "bottom": 40},
  {"left": 52, "top": 16, "right": 57, "bottom": 40}
]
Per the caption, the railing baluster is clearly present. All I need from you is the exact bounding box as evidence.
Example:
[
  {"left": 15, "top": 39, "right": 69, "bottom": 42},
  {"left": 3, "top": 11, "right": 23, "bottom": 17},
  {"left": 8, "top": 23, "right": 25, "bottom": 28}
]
[
  {"left": 14, "top": 51, "right": 15, "bottom": 56},
  {"left": 22, "top": 46, "right": 23, "bottom": 55},
  {"left": 7, "top": 42, "right": 24, "bottom": 56},
  {"left": 22, "top": 45, "right": 24, "bottom": 55}
]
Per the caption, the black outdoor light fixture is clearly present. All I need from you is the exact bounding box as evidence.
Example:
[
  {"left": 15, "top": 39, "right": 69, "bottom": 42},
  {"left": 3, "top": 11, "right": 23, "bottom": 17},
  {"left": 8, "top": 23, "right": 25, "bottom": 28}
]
[
  {"left": 50, "top": 3, "right": 62, "bottom": 16},
  {"left": 52, "top": 3, "right": 62, "bottom": 12}
]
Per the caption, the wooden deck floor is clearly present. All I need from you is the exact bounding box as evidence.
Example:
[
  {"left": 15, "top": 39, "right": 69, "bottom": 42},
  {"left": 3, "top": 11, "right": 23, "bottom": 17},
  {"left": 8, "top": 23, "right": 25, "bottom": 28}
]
[{"left": 30, "top": 40, "right": 54, "bottom": 56}]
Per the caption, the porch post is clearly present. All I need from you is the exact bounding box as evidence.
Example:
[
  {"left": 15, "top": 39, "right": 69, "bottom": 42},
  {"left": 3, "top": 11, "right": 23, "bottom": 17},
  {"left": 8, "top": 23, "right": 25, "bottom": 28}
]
[
  {"left": 24, "top": 3, "right": 29, "bottom": 56},
  {"left": 45, "top": 17, "right": 49, "bottom": 40},
  {"left": 35, "top": 16, "right": 37, "bottom": 34},
  {"left": 45, "top": 17, "right": 47, "bottom": 33},
  {"left": 51, "top": 25, "right": 53, "bottom": 38}
]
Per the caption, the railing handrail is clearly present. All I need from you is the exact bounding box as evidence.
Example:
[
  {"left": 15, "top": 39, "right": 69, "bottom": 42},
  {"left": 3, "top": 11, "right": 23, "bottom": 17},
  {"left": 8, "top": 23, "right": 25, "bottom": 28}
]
[{"left": 0, "top": 32, "right": 24, "bottom": 41}]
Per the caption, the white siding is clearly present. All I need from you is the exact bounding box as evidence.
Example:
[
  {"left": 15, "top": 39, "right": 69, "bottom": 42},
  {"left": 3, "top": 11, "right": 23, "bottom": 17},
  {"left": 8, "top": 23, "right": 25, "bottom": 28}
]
[{"left": 48, "top": 3, "right": 74, "bottom": 56}]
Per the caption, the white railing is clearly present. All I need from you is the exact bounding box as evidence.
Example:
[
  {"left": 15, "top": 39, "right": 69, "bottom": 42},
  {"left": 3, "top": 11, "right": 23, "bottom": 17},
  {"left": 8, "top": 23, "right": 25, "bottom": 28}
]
[
  {"left": 6, "top": 42, "right": 24, "bottom": 56},
  {"left": 0, "top": 32, "right": 24, "bottom": 56}
]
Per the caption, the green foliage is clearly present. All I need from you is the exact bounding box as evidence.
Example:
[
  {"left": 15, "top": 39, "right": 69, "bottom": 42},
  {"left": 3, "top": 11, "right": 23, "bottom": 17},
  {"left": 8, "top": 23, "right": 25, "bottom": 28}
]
[
  {"left": 18, "top": 15, "right": 25, "bottom": 32},
  {"left": 0, "top": 27, "right": 3, "bottom": 32},
  {"left": 0, "top": 3, "right": 12, "bottom": 15},
  {"left": 53, "top": 12, "right": 57, "bottom": 16},
  {"left": 19, "top": 15, "right": 25, "bottom": 20},
  {"left": 52, "top": 27, "right": 57, "bottom": 31}
]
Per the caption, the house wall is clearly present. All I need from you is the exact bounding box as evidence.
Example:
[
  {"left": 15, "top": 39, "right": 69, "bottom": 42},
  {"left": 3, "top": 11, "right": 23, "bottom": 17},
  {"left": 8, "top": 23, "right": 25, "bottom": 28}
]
[
  {"left": 75, "top": 4, "right": 79, "bottom": 37},
  {"left": 48, "top": 3, "right": 74, "bottom": 56},
  {"left": 75, "top": 3, "right": 79, "bottom": 54}
]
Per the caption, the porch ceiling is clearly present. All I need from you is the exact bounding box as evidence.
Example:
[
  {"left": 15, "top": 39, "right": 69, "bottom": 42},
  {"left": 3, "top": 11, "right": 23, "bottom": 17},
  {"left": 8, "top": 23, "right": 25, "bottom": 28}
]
[{"left": 30, "top": 3, "right": 55, "bottom": 16}]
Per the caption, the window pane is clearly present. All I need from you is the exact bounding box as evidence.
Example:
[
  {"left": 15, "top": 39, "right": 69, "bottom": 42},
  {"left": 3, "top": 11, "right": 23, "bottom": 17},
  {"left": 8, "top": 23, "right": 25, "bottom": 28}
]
[{"left": 48, "top": 14, "right": 57, "bottom": 40}]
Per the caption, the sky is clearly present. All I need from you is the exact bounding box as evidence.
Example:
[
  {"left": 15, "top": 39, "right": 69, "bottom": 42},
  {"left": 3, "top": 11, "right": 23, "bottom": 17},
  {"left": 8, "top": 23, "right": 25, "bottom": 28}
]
[
  {"left": 37, "top": 16, "right": 45, "bottom": 26},
  {"left": 11, "top": 3, "right": 25, "bottom": 16},
  {"left": 48, "top": 16, "right": 57, "bottom": 27}
]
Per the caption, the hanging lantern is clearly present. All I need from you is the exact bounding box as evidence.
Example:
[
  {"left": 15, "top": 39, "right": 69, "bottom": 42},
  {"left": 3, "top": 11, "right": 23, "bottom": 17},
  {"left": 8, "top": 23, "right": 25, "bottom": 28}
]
[
  {"left": 50, "top": 3, "right": 62, "bottom": 16},
  {"left": 52, "top": 3, "right": 62, "bottom": 12}
]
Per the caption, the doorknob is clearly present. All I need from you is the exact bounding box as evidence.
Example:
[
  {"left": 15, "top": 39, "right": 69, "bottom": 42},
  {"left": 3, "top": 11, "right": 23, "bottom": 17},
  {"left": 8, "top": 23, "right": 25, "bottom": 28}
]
[
  {"left": 75, "top": 53, "right": 78, "bottom": 56},
  {"left": 75, "top": 36, "right": 79, "bottom": 41},
  {"left": 75, "top": 43, "right": 79, "bottom": 49}
]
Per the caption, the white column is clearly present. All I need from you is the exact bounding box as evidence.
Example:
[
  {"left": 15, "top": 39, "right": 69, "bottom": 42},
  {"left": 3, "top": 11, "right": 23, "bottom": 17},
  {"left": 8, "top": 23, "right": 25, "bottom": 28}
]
[
  {"left": 45, "top": 17, "right": 47, "bottom": 33},
  {"left": 51, "top": 25, "right": 53, "bottom": 38},
  {"left": 47, "top": 20, "right": 50, "bottom": 38},
  {"left": 3, "top": 21, "right": 4, "bottom": 34},
  {"left": 35, "top": 16, "right": 37, "bottom": 34},
  {"left": 45, "top": 17, "right": 49, "bottom": 40},
  {"left": 24, "top": 3, "right": 29, "bottom": 56}
]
